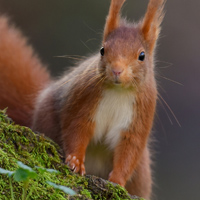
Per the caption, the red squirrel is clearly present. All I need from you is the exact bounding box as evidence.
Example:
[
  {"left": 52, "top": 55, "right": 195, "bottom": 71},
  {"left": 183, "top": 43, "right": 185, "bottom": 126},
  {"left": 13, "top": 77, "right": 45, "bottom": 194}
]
[{"left": 0, "top": 0, "right": 165, "bottom": 199}]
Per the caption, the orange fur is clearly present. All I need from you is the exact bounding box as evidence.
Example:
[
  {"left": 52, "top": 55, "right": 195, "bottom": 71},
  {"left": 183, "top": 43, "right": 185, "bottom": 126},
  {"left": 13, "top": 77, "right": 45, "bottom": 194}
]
[
  {"left": 0, "top": 1, "right": 166, "bottom": 199},
  {"left": 141, "top": 0, "right": 166, "bottom": 53},
  {"left": 0, "top": 16, "right": 50, "bottom": 126},
  {"left": 61, "top": 73, "right": 103, "bottom": 175},
  {"left": 103, "top": 0, "right": 126, "bottom": 41},
  {"left": 125, "top": 147, "right": 152, "bottom": 199}
]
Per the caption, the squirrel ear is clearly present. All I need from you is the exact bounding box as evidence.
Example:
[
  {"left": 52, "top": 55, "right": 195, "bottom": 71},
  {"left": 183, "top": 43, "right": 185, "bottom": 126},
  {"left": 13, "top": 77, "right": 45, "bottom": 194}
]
[
  {"left": 141, "top": 0, "right": 166, "bottom": 53},
  {"left": 103, "top": 0, "right": 126, "bottom": 42}
]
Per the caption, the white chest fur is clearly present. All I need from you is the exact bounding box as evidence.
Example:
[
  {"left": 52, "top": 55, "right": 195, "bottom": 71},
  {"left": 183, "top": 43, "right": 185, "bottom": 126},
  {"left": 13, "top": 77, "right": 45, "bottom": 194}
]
[{"left": 93, "top": 88, "right": 135, "bottom": 149}]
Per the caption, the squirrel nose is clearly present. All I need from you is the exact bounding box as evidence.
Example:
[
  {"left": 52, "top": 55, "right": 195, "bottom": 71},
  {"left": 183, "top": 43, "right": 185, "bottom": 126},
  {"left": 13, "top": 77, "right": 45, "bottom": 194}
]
[{"left": 112, "top": 69, "right": 124, "bottom": 76}]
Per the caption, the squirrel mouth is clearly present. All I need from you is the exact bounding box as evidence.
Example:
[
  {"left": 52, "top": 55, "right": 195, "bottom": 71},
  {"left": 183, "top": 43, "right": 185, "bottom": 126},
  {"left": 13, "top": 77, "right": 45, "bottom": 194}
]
[
  {"left": 114, "top": 80, "right": 121, "bottom": 85},
  {"left": 112, "top": 76, "right": 122, "bottom": 85}
]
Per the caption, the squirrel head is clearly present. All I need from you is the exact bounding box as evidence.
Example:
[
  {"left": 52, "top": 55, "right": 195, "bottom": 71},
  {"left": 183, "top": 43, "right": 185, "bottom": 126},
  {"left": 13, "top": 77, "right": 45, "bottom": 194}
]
[{"left": 99, "top": 0, "right": 165, "bottom": 90}]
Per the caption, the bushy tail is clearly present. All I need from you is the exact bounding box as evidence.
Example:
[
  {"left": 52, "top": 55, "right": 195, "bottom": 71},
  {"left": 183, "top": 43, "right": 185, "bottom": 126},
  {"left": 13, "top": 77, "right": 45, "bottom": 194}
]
[{"left": 0, "top": 16, "right": 51, "bottom": 127}]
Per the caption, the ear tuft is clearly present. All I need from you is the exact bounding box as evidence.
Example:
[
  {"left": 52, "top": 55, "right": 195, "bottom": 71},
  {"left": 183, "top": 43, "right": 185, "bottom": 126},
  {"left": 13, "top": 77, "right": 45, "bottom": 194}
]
[
  {"left": 103, "top": 0, "right": 126, "bottom": 42},
  {"left": 141, "top": 0, "right": 166, "bottom": 52}
]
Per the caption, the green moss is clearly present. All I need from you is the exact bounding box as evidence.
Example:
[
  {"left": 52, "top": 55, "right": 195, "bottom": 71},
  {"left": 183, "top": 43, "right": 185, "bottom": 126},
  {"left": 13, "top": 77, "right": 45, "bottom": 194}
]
[{"left": 0, "top": 109, "right": 143, "bottom": 200}]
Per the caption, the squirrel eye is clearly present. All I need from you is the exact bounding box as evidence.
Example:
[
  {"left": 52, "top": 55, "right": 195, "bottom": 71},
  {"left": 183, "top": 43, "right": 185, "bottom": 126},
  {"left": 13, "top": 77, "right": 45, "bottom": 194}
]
[
  {"left": 100, "top": 47, "right": 104, "bottom": 56},
  {"left": 138, "top": 51, "right": 145, "bottom": 61}
]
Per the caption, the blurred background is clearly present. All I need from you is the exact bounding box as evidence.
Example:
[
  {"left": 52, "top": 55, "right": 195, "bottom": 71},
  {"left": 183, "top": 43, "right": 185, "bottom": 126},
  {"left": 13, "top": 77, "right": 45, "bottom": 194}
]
[{"left": 0, "top": 0, "right": 199, "bottom": 199}]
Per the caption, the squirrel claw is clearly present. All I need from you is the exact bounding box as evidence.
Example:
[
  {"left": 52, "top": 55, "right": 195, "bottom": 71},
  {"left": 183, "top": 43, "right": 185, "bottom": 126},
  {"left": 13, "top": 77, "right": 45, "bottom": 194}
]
[{"left": 65, "top": 155, "right": 86, "bottom": 176}]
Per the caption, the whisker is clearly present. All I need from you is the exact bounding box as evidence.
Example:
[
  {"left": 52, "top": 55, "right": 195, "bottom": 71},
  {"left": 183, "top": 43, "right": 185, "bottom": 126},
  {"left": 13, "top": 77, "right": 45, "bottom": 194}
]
[
  {"left": 159, "top": 34, "right": 167, "bottom": 39},
  {"left": 93, "top": 75, "right": 106, "bottom": 88},
  {"left": 155, "top": 60, "right": 173, "bottom": 68},
  {"left": 158, "top": 93, "right": 181, "bottom": 127},
  {"left": 79, "top": 74, "right": 103, "bottom": 94},
  {"left": 58, "top": 77, "right": 74, "bottom": 88},
  {"left": 154, "top": 111, "right": 168, "bottom": 141},
  {"left": 57, "top": 68, "right": 98, "bottom": 89},
  {"left": 80, "top": 40, "right": 92, "bottom": 52},
  {"left": 83, "top": 21, "right": 98, "bottom": 34},
  {"left": 54, "top": 55, "right": 86, "bottom": 58},
  {"left": 54, "top": 55, "right": 85, "bottom": 61},
  {"left": 85, "top": 38, "right": 98, "bottom": 43},
  {"left": 157, "top": 75, "right": 183, "bottom": 86},
  {"left": 157, "top": 97, "right": 173, "bottom": 125},
  {"left": 157, "top": 84, "right": 167, "bottom": 95},
  {"left": 57, "top": 58, "right": 98, "bottom": 88},
  {"left": 158, "top": 66, "right": 171, "bottom": 69}
]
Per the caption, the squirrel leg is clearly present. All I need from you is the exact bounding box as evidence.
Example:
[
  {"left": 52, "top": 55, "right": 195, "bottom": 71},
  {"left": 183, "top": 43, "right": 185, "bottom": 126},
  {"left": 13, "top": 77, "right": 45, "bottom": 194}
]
[
  {"left": 62, "top": 119, "right": 95, "bottom": 176},
  {"left": 108, "top": 129, "right": 148, "bottom": 187},
  {"left": 125, "top": 147, "right": 152, "bottom": 200}
]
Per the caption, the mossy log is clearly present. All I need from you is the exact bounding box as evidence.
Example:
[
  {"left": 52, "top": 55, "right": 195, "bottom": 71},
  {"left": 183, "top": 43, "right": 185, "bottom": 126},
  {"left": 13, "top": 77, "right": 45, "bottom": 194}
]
[{"left": 0, "top": 109, "right": 144, "bottom": 200}]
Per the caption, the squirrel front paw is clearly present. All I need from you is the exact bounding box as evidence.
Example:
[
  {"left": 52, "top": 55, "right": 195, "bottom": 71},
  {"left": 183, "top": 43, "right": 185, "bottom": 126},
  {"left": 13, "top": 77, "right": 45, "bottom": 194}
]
[{"left": 65, "top": 155, "right": 86, "bottom": 176}]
